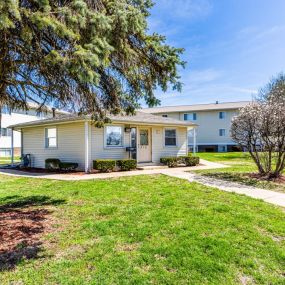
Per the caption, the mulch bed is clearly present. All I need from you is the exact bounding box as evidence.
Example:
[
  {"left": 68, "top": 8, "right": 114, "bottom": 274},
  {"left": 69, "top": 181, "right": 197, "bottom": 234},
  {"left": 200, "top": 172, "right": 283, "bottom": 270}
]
[
  {"left": 0, "top": 207, "right": 52, "bottom": 270},
  {"left": 248, "top": 173, "right": 285, "bottom": 184}
]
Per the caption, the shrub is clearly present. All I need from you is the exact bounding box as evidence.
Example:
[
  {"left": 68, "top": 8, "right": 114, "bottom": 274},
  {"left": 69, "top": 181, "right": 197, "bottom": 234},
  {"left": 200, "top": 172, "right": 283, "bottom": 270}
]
[
  {"left": 59, "top": 162, "right": 78, "bottom": 171},
  {"left": 116, "top": 159, "right": 137, "bottom": 171},
  {"left": 160, "top": 157, "right": 178, "bottom": 168},
  {"left": 180, "top": 156, "right": 200, "bottom": 166},
  {"left": 160, "top": 156, "right": 200, "bottom": 168},
  {"left": 93, "top": 159, "right": 116, "bottom": 172},
  {"left": 45, "top": 158, "right": 60, "bottom": 170}
]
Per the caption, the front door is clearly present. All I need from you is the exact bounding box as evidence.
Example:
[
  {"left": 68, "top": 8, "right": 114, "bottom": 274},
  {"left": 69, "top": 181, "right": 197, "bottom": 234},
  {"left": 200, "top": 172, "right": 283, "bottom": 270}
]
[{"left": 137, "top": 128, "right": 152, "bottom": 163}]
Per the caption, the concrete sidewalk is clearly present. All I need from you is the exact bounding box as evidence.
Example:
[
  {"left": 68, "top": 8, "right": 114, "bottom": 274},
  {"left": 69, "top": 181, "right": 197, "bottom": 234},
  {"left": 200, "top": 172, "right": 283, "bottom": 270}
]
[
  {"left": 0, "top": 159, "right": 227, "bottom": 181},
  {"left": 1, "top": 159, "right": 285, "bottom": 207}
]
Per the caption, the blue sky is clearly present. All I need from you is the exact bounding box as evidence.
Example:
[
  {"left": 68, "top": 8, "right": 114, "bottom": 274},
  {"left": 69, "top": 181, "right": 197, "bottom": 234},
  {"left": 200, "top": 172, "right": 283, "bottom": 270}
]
[{"left": 147, "top": 0, "right": 285, "bottom": 106}]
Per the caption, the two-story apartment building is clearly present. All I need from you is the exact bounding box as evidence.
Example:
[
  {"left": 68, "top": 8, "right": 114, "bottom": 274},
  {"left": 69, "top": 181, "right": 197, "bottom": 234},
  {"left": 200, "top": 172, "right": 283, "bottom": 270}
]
[
  {"left": 142, "top": 101, "right": 250, "bottom": 152},
  {"left": 0, "top": 103, "right": 66, "bottom": 157}
]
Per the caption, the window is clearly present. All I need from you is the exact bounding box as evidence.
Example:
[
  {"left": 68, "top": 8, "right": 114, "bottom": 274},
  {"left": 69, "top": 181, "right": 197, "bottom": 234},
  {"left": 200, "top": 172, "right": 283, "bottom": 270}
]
[
  {"left": 165, "top": 129, "right": 177, "bottom": 146},
  {"left": 1, "top": 106, "right": 11, "bottom": 115},
  {"left": 0, "top": 128, "right": 12, "bottom": 137},
  {"left": 45, "top": 127, "right": 57, "bottom": 148},
  {"left": 105, "top": 126, "right": 123, "bottom": 147},
  {"left": 219, "top": 111, "right": 226, "bottom": 119},
  {"left": 162, "top": 114, "right": 168, "bottom": 118},
  {"left": 218, "top": 145, "right": 227, "bottom": 152},
  {"left": 0, "top": 148, "right": 11, "bottom": 157},
  {"left": 184, "top": 113, "right": 197, "bottom": 121},
  {"left": 140, "top": 129, "right": 149, "bottom": 146},
  {"left": 219, "top": 129, "right": 226, "bottom": 136}
]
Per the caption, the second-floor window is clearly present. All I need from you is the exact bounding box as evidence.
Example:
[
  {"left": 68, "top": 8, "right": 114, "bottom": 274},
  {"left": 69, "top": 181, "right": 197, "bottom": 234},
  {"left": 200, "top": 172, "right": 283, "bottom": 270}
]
[
  {"left": 0, "top": 128, "right": 12, "bottom": 137},
  {"left": 184, "top": 113, "right": 197, "bottom": 121},
  {"left": 219, "top": 111, "right": 226, "bottom": 119},
  {"left": 219, "top": 129, "right": 226, "bottom": 136}
]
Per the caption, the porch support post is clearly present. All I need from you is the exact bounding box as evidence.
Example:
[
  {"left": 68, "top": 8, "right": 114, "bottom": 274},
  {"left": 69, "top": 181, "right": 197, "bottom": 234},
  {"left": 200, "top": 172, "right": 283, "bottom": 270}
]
[
  {"left": 11, "top": 128, "right": 14, "bottom": 166},
  {"left": 193, "top": 127, "right": 197, "bottom": 155},
  {"left": 84, "top": 121, "right": 90, "bottom": 173}
]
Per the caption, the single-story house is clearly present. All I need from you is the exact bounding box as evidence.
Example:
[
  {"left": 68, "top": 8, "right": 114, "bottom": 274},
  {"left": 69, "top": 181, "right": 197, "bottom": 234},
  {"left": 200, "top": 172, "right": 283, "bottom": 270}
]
[{"left": 9, "top": 112, "right": 197, "bottom": 172}]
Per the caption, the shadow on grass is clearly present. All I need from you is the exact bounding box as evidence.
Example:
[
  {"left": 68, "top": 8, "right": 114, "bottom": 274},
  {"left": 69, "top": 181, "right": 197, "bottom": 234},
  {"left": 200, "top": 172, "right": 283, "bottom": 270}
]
[{"left": 0, "top": 195, "right": 65, "bottom": 271}]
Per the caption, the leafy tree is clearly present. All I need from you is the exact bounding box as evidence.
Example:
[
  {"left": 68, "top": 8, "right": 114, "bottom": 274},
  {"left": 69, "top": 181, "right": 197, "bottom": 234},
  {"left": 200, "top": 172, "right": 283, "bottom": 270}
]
[
  {"left": 0, "top": 0, "right": 184, "bottom": 124},
  {"left": 231, "top": 74, "right": 285, "bottom": 179}
]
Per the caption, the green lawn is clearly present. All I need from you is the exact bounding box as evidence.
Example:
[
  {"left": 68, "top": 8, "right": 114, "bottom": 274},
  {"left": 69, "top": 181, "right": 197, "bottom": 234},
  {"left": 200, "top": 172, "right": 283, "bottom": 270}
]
[
  {"left": 0, "top": 156, "right": 20, "bottom": 165},
  {"left": 196, "top": 152, "right": 285, "bottom": 193},
  {"left": 0, "top": 174, "right": 284, "bottom": 284}
]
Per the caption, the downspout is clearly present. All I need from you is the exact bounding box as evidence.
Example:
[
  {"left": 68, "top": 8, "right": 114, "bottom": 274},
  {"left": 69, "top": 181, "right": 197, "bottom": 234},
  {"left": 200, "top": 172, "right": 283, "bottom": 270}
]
[
  {"left": 84, "top": 121, "right": 90, "bottom": 173},
  {"left": 11, "top": 127, "right": 14, "bottom": 166},
  {"left": 193, "top": 127, "right": 197, "bottom": 155}
]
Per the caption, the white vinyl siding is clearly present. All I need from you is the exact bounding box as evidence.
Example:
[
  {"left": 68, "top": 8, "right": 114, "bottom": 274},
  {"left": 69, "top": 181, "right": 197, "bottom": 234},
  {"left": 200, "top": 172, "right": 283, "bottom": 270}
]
[
  {"left": 152, "top": 127, "right": 187, "bottom": 163},
  {"left": 22, "top": 122, "right": 85, "bottom": 169}
]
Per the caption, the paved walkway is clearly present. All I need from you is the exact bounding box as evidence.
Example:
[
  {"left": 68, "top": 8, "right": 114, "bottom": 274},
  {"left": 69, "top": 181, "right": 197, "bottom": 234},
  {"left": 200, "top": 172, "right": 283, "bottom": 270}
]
[{"left": 1, "top": 159, "right": 285, "bottom": 207}]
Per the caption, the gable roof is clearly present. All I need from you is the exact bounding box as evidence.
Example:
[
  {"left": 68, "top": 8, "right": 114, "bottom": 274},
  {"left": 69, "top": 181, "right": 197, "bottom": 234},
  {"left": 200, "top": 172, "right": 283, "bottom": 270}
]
[
  {"left": 9, "top": 111, "right": 197, "bottom": 130},
  {"left": 142, "top": 101, "right": 251, "bottom": 114}
]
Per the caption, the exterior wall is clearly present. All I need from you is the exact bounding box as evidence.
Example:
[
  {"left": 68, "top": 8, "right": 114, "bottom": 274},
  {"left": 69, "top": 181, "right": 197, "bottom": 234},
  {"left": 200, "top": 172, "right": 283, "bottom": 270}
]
[
  {"left": 90, "top": 124, "right": 188, "bottom": 164},
  {"left": 151, "top": 126, "right": 187, "bottom": 163},
  {"left": 0, "top": 109, "right": 53, "bottom": 157},
  {"left": 22, "top": 122, "right": 85, "bottom": 169},
  {"left": 154, "top": 109, "right": 239, "bottom": 151},
  {"left": 21, "top": 122, "right": 189, "bottom": 170}
]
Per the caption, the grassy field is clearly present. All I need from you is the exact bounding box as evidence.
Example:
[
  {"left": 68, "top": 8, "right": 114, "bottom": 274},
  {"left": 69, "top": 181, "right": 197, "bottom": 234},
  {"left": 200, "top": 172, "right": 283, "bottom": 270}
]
[
  {"left": 196, "top": 152, "right": 285, "bottom": 193},
  {"left": 0, "top": 156, "right": 20, "bottom": 165},
  {"left": 0, "top": 174, "right": 284, "bottom": 285}
]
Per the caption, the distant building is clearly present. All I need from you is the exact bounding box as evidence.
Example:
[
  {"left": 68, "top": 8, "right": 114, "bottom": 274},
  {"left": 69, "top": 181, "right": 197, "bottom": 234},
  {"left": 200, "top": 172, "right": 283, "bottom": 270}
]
[
  {"left": 142, "top": 101, "right": 250, "bottom": 152},
  {"left": 0, "top": 103, "right": 67, "bottom": 157}
]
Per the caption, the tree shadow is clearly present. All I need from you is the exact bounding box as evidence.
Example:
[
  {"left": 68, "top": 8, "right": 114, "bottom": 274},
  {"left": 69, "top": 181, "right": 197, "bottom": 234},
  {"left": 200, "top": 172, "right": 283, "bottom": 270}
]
[{"left": 0, "top": 195, "right": 65, "bottom": 271}]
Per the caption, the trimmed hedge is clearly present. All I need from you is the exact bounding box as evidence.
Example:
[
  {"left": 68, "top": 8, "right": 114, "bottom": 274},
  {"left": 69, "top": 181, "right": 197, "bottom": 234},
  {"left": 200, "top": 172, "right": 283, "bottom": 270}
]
[
  {"left": 45, "top": 158, "right": 60, "bottom": 170},
  {"left": 116, "top": 159, "right": 137, "bottom": 171},
  {"left": 160, "top": 157, "right": 179, "bottom": 168},
  {"left": 59, "top": 162, "right": 78, "bottom": 171},
  {"left": 180, "top": 156, "right": 200, "bottom": 166},
  {"left": 93, "top": 159, "right": 116, "bottom": 172},
  {"left": 160, "top": 156, "right": 200, "bottom": 168}
]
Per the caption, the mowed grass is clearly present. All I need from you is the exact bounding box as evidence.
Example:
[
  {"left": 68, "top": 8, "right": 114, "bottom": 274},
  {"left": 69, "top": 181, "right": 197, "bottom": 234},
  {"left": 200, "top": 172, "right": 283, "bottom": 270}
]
[
  {"left": 0, "top": 174, "right": 285, "bottom": 285},
  {"left": 0, "top": 156, "right": 20, "bottom": 165},
  {"left": 197, "top": 152, "right": 285, "bottom": 193}
]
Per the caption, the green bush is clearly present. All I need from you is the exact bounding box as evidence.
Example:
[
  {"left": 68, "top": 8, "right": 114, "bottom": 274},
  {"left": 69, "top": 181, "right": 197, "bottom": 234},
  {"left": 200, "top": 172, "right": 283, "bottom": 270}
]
[
  {"left": 59, "top": 162, "right": 78, "bottom": 171},
  {"left": 45, "top": 158, "right": 60, "bottom": 170},
  {"left": 180, "top": 156, "right": 200, "bottom": 166},
  {"left": 160, "top": 157, "right": 179, "bottom": 168},
  {"left": 116, "top": 159, "right": 137, "bottom": 171},
  {"left": 93, "top": 159, "right": 116, "bottom": 172},
  {"left": 160, "top": 156, "right": 200, "bottom": 168}
]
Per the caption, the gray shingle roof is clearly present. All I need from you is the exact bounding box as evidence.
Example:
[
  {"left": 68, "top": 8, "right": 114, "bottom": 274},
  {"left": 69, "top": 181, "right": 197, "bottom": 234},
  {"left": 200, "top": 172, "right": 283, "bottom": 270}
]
[
  {"left": 142, "top": 101, "right": 251, "bottom": 113},
  {"left": 9, "top": 111, "right": 196, "bottom": 129}
]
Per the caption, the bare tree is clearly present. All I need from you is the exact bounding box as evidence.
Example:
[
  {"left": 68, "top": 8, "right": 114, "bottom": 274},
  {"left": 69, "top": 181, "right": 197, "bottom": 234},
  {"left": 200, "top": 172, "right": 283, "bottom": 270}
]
[{"left": 231, "top": 74, "right": 285, "bottom": 179}]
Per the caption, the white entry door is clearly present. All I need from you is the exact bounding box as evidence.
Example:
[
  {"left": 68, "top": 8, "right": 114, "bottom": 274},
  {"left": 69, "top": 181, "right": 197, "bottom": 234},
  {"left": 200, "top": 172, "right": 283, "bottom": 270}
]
[{"left": 137, "top": 128, "right": 152, "bottom": 163}]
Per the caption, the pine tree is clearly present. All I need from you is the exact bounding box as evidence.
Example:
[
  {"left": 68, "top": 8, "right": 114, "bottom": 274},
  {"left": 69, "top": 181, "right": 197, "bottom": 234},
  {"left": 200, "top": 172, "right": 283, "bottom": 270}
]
[{"left": 0, "top": 0, "right": 184, "bottom": 123}]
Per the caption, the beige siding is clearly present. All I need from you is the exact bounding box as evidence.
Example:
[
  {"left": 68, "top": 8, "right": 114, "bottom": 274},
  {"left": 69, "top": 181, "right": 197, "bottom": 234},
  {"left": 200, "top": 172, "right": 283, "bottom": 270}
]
[
  {"left": 22, "top": 122, "right": 85, "bottom": 169},
  {"left": 90, "top": 124, "right": 187, "bottom": 164},
  {"left": 155, "top": 109, "right": 239, "bottom": 145},
  {"left": 152, "top": 126, "right": 187, "bottom": 163},
  {"left": 91, "top": 124, "right": 130, "bottom": 161},
  {"left": 22, "top": 122, "right": 188, "bottom": 170}
]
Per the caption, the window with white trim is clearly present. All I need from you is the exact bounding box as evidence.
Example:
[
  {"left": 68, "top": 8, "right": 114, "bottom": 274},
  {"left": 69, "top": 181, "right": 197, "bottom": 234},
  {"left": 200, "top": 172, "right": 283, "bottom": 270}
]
[
  {"left": 0, "top": 128, "right": 12, "bottom": 137},
  {"left": 45, "top": 127, "right": 57, "bottom": 148},
  {"left": 105, "top": 126, "right": 123, "bottom": 147},
  {"left": 165, "top": 128, "right": 177, "bottom": 146},
  {"left": 184, "top": 113, "right": 197, "bottom": 121},
  {"left": 219, "top": 111, "right": 226, "bottom": 119},
  {"left": 219, "top": 129, "right": 226, "bottom": 136}
]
